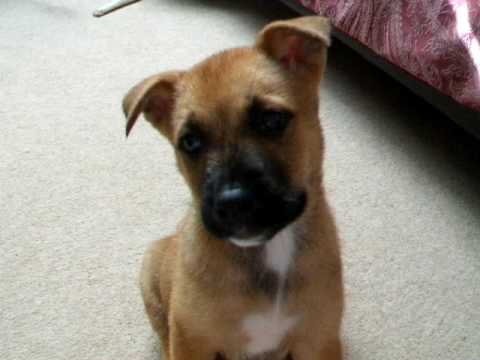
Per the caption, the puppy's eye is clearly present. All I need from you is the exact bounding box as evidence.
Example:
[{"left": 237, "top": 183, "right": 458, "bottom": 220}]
[
  {"left": 179, "top": 133, "right": 204, "bottom": 155},
  {"left": 250, "top": 106, "right": 292, "bottom": 138}
]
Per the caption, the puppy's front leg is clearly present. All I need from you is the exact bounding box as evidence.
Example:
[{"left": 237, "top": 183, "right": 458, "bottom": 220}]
[
  {"left": 291, "top": 338, "right": 343, "bottom": 360},
  {"left": 169, "top": 321, "right": 216, "bottom": 360}
]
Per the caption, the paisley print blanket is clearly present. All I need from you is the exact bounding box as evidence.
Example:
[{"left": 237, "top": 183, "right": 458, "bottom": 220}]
[{"left": 297, "top": 0, "right": 480, "bottom": 111}]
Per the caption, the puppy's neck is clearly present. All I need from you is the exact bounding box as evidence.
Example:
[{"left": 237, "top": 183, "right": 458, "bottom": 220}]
[
  {"left": 182, "top": 188, "right": 333, "bottom": 297},
  {"left": 231, "top": 224, "right": 299, "bottom": 289},
  {"left": 263, "top": 225, "right": 297, "bottom": 280},
  {"left": 228, "top": 222, "right": 303, "bottom": 298}
]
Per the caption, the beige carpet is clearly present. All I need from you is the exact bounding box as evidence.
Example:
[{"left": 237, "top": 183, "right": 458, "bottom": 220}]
[{"left": 2, "top": 1, "right": 480, "bottom": 359}]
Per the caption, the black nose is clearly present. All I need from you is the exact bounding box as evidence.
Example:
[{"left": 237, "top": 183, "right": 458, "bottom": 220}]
[{"left": 215, "top": 184, "right": 255, "bottom": 223}]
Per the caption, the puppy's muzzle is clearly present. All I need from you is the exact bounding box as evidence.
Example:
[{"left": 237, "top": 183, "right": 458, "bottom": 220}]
[
  {"left": 201, "top": 154, "right": 306, "bottom": 244},
  {"left": 214, "top": 184, "right": 256, "bottom": 226}
]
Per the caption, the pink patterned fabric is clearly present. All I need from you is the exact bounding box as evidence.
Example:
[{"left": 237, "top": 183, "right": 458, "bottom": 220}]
[{"left": 298, "top": 0, "right": 480, "bottom": 111}]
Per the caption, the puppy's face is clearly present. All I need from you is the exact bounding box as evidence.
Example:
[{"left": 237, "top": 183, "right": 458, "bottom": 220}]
[{"left": 123, "top": 17, "right": 331, "bottom": 246}]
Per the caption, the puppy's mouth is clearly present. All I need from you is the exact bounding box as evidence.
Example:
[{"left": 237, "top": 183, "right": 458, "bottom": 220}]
[
  {"left": 201, "top": 188, "right": 307, "bottom": 246},
  {"left": 228, "top": 235, "right": 265, "bottom": 248}
]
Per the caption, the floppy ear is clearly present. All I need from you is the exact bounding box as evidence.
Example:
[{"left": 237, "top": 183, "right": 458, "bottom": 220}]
[
  {"left": 255, "top": 16, "right": 331, "bottom": 77},
  {"left": 122, "top": 71, "right": 183, "bottom": 138}
]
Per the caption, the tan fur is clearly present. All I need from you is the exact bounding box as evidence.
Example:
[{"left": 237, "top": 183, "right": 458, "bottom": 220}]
[{"left": 125, "top": 16, "right": 343, "bottom": 360}]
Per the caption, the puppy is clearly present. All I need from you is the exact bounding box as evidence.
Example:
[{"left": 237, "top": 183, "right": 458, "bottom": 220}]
[{"left": 123, "top": 16, "right": 343, "bottom": 360}]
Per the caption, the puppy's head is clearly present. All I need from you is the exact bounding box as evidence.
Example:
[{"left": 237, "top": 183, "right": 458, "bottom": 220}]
[{"left": 123, "top": 17, "right": 330, "bottom": 247}]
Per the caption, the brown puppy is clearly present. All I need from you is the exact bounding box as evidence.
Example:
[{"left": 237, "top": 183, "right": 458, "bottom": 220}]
[{"left": 123, "top": 16, "right": 343, "bottom": 360}]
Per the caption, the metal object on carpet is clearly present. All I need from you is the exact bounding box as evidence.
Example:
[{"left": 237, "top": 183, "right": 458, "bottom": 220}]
[{"left": 93, "top": 0, "right": 142, "bottom": 17}]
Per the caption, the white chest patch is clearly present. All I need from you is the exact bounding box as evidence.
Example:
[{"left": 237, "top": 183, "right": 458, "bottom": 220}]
[
  {"left": 264, "top": 226, "right": 296, "bottom": 277},
  {"left": 241, "top": 226, "right": 298, "bottom": 356},
  {"left": 242, "top": 307, "right": 298, "bottom": 356}
]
